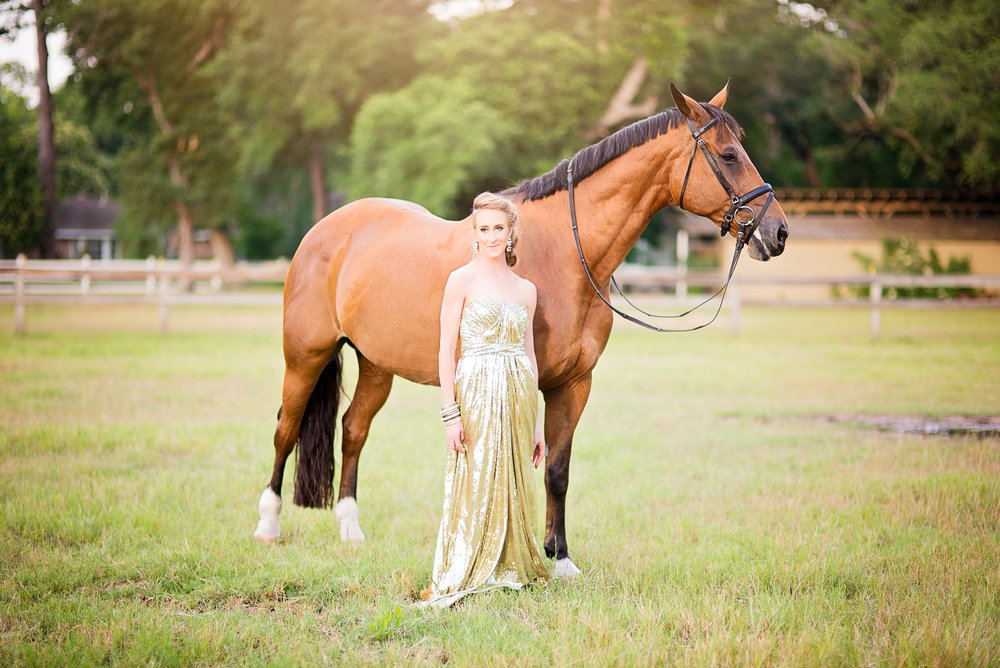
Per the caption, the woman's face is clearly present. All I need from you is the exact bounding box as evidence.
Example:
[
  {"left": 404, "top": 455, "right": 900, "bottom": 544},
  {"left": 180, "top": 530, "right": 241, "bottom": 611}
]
[{"left": 474, "top": 209, "right": 510, "bottom": 259}]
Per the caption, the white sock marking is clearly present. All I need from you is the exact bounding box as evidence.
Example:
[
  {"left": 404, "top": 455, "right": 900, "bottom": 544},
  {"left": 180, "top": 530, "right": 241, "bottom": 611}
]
[
  {"left": 335, "top": 497, "right": 365, "bottom": 542},
  {"left": 254, "top": 487, "right": 282, "bottom": 542}
]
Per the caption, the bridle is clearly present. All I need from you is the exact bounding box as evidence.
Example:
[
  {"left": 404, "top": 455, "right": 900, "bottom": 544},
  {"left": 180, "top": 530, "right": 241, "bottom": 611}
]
[
  {"left": 569, "top": 114, "right": 775, "bottom": 333},
  {"left": 679, "top": 117, "right": 775, "bottom": 244}
]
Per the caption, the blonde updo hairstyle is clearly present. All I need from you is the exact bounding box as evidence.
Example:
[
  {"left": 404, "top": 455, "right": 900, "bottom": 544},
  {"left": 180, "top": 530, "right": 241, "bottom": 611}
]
[{"left": 472, "top": 191, "right": 519, "bottom": 267}]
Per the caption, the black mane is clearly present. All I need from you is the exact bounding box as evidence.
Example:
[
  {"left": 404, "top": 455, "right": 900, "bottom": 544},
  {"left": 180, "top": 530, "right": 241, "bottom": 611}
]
[{"left": 503, "top": 105, "right": 743, "bottom": 202}]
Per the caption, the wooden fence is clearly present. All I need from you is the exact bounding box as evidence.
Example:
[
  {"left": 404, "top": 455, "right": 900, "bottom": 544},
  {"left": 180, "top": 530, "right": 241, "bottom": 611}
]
[
  {"left": 612, "top": 265, "right": 1000, "bottom": 338},
  {"left": 0, "top": 255, "right": 288, "bottom": 334},
  {"left": 2, "top": 256, "right": 998, "bottom": 338}
]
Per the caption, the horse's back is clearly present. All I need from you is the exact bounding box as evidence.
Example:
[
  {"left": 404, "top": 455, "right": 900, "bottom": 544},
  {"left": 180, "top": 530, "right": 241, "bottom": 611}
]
[
  {"left": 308, "top": 198, "right": 452, "bottom": 239},
  {"left": 284, "top": 197, "right": 472, "bottom": 384}
]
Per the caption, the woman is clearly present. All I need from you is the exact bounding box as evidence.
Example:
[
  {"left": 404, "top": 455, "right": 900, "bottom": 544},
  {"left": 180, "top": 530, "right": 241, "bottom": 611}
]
[{"left": 420, "top": 192, "right": 549, "bottom": 607}]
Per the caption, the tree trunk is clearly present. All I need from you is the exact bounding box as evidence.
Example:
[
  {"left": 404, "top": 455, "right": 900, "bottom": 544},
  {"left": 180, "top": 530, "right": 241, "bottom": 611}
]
[
  {"left": 803, "top": 152, "right": 821, "bottom": 187},
  {"left": 209, "top": 228, "right": 235, "bottom": 268},
  {"left": 174, "top": 198, "right": 195, "bottom": 266},
  {"left": 33, "top": 0, "right": 56, "bottom": 257},
  {"left": 309, "top": 138, "right": 326, "bottom": 223}
]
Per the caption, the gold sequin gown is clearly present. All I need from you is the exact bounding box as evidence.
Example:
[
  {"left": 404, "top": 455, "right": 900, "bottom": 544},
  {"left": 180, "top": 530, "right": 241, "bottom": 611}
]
[{"left": 423, "top": 296, "right": 549, "bottom": 607}]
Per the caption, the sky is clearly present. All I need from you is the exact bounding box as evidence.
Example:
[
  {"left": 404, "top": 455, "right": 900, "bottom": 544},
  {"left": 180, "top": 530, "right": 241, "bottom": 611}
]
[{"left": 0, "top": 25, "right": 75, "bottom": 107}]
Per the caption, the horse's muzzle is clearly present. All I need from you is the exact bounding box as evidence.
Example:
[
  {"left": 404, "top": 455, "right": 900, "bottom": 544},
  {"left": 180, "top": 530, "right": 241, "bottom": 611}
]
[{"left": 748, "top": 218, "right": 788, "bottom": 261}]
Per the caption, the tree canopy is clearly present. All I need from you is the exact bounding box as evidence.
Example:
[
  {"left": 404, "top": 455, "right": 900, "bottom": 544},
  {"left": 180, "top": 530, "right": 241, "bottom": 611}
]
[{"left": 1, "top": 0, "right": 996, "bottom": 259}]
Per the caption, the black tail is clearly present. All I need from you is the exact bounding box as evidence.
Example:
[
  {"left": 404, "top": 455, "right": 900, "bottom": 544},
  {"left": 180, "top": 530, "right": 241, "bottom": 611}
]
[{"left": 293, "top": 351, "right": 343, "bottom": 508}]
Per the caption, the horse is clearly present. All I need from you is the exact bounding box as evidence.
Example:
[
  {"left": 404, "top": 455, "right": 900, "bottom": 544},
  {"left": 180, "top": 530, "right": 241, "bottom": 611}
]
[{"left": 253, "top": 82, "right": 789, "bottom": 577}]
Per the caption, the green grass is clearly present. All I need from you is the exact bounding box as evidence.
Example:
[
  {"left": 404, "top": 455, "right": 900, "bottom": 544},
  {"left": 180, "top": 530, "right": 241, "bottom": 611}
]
[{"left": 1, "top": 303, "right": 999, "bottom": 666}]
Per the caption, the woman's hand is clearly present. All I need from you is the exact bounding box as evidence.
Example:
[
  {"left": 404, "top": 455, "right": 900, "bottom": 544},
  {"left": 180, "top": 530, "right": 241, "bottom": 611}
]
[
  {"left": 446, "top": 422, "right": 465, "bottom": 454},
  {"left": 532, "top": 428, "right": 545, "bottom": 469}
]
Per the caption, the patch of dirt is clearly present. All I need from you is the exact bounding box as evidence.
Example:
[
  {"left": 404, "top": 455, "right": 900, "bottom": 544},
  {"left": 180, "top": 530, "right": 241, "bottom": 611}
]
[{"left": 817, "top": 414, "right": 1000, "bottom": 438}]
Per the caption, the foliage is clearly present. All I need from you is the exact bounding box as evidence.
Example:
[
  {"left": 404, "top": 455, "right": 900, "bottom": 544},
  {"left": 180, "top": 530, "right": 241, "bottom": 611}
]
[
  {"left": 16, "top": 0, "right": 998, "bottom": 261},
  {"left": 58, "top": 0, "right": 243, "bottom": 261},
  {"left": 214, "top": 0, "right": 435, "bottom": 166},
  {"left": 849, "top": 235, "right": 980, "bottom": 299},
  {"left": 812, "top": 0, "right": 1000, "bottom": 191},
  {"left": 233, "top": 204, "right": 286, "bottom": 262},
  {"left": 347, "top": 5, "right": 636, "bottom": 216},
  {"left": 348, "top": 76, "right": 510, "bottom": 218},
  {"left": 0, "top": 94, "right": 44, "bottom": 256}
]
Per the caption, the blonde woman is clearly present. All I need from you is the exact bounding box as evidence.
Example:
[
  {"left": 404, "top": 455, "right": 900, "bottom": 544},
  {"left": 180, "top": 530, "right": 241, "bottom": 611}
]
[{"left": 421, "top": 192, "right": 548, "bottom": 607}]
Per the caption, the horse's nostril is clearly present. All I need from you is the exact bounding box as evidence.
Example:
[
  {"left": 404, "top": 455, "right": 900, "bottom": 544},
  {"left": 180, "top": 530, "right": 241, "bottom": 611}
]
[{"left": 776, "top": 222, "right": 788, "bottom": 246}]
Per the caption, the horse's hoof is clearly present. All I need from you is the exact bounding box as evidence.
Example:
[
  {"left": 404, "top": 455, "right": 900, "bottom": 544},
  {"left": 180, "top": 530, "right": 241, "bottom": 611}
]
[
  {"left": 335, "top": 497, "right": 365, "bottom": 542},
  {"left": 554, "top": 558, "right": 582, "bottom": 578},
  {"left": 253, "top": 532, "right": 278, "bottom": 544},
  {"left": 254, "top": 487, "right": 282, "bottom": 543}
]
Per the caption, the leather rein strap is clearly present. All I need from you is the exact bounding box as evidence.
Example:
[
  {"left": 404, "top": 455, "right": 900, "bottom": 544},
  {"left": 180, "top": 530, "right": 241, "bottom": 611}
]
[{"left": 568, "top": 114, "right": 775, "bottom": 333}]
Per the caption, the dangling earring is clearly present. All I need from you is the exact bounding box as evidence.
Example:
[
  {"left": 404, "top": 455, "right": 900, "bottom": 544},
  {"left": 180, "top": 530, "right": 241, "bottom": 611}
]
[
  {"left": 473, "top": 241, "right": 479, "bottom": 256},
  {"left": 506, "top": 238, "right": 513, "bottom": 254}
]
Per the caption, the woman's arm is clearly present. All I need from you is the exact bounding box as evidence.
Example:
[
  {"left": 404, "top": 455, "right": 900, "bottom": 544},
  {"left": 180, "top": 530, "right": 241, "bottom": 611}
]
[
  {"left": 523, "top": 281, "right": 544, "bottom": 468},
  {"left": 439, "top": 271, "right": 466, "bottom": 454}
]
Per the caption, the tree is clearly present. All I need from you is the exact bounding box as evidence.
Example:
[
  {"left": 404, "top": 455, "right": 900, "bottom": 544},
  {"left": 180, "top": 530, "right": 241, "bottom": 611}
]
[
  {"left": 50, "top": 80, "right": 109, "bottom": 198},
  {"left": 347, "top": 2, "right": 649, "bottom": 215},
  {"left": 0, "top": 89, "right": 44, "bottom": 256},
  {"left": 212, "top": 0, "right": 438, "bottom": 227},
  {"left": 812, "top": 0, "right": 1000, "bottom": 191},
  {"left": 1, "top": 0, "right": 64, "bottom": 256},
  {"left": 60, "top": 0, "right": 240, "bottom": 266},
  {"left": 348, "top": 76, "right": 510, "bottom": 217}
]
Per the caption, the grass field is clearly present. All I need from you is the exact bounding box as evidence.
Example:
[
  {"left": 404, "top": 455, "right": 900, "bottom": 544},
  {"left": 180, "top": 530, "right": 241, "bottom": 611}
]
[{"left": 1, "top": 303, "right": 998, "bottom": 666}]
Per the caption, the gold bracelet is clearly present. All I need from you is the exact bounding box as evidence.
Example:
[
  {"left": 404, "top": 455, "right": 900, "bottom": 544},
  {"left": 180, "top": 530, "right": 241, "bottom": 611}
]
[{"left": 440, "top": 402, "right": 461, "bottom": 424}]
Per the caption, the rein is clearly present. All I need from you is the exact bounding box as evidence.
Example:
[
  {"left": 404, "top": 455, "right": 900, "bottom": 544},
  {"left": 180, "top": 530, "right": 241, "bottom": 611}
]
[{"left": 568, "top": 115, "right": 775, "bottom": 333}]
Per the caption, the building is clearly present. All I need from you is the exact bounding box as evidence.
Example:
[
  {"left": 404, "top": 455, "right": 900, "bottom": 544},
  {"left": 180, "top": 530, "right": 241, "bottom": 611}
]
[
  {"left": 54, "top": 195, "right": 121, "bottom": 260},
  {"left": 699, "top": 189, "right": 1000, "bottom": 301}
]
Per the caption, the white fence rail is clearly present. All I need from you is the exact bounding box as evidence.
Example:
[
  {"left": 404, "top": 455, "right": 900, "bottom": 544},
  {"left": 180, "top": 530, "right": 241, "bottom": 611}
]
[
  {"left": 2, "top": 256, "right": 998, "bottom": 338},
  {"left": 612, "top": 265, "right": 1000, "bottom": 338},
  {"left": 0, "top": 255, "right": 288, "bottom": 334}
]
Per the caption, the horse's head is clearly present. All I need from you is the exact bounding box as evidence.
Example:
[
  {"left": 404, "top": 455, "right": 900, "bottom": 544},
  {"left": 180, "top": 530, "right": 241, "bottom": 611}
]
[{"left": 669, "top": 83, "right": 788, "bottom": 261}]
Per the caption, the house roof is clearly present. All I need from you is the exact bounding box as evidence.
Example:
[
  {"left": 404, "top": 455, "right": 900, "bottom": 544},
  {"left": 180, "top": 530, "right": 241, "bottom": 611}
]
[
  {"left": 785, "top": 215, "right": 1000, "bottom": 242},
  {"left": 54, "top": 196, "right": 121, "bottom": 238},
  {"left": 669, "top": 187, "right": 1000, "bottom": 242}
]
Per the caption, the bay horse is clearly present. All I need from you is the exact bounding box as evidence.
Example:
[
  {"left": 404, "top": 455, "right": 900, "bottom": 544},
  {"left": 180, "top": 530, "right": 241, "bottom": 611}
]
[{"left": 253, "top": 83, "right": 788, "bottom": 577}]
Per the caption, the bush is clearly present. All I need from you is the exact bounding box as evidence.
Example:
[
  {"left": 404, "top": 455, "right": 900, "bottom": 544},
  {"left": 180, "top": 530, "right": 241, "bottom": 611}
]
[{"left": 847, "top": 236, "right": 981, "bottom": 300}]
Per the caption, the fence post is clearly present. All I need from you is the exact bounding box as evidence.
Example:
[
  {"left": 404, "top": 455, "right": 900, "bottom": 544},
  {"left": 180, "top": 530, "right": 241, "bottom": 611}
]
[
  {"left": 676, "top": 229, "right": 689, "bottom": 300},
  {"left": 80, "top": 254, "right": 91, "bottom": 295},
  {"left": 145, "top": 255, "right": 156, "bottom": 295},
  {"left": 870, "top": 279, "right": 881, "bottom": 340},
  {"left": 14, "top": 253, "right": 26, "bottom": 335},
  {"left": 210, "top": 259, "right": 223, "bottom": 292},
  {"left": 159, "top": 259, "right": 170, "bottom": 334}
]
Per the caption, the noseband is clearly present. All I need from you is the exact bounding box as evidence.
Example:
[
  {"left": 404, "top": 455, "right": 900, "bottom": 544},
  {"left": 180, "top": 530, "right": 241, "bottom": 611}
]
[{"left": 568, "top": 114, "right": 775, "bottom": 333}]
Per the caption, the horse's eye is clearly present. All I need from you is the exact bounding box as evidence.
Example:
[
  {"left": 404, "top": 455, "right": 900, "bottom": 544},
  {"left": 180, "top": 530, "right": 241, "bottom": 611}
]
[{"left": 721, "top": 152, "right": 738, "bottom": 164}]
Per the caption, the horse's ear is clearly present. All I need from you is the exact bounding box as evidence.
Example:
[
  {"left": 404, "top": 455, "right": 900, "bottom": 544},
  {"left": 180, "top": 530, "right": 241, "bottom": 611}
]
[
  {"left": 708, "top": 79, "right": 730, "bottom": 109},
  {"left": 670, "top": 82, "right": 709, "bottom": 124}
]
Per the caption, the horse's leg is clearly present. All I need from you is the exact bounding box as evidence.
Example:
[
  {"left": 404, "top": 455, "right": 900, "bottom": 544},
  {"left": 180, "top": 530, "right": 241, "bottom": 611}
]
[
  {"left": 254, "top": 342, "right": 340, "bottom": 543},
  {"left": 335, "top": 351, "right": 394, "bottom": 542},
  {"left": 541, "top": 372, "right": 593, "bottom": 577}
]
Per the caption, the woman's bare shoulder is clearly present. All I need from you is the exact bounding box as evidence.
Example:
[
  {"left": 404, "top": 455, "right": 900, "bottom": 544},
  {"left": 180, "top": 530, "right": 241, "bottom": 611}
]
[
  {"left": 445, "top": 264, "right": 474, "bottom": 288},
  {"left": 518, "top": 276, "right": 537, "bottom": 307}
]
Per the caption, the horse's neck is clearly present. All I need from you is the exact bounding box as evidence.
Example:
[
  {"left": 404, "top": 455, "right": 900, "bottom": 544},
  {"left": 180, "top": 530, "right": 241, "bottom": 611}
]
[{"left": 565, "top": 133, "right": 685, "bottom": 284}]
